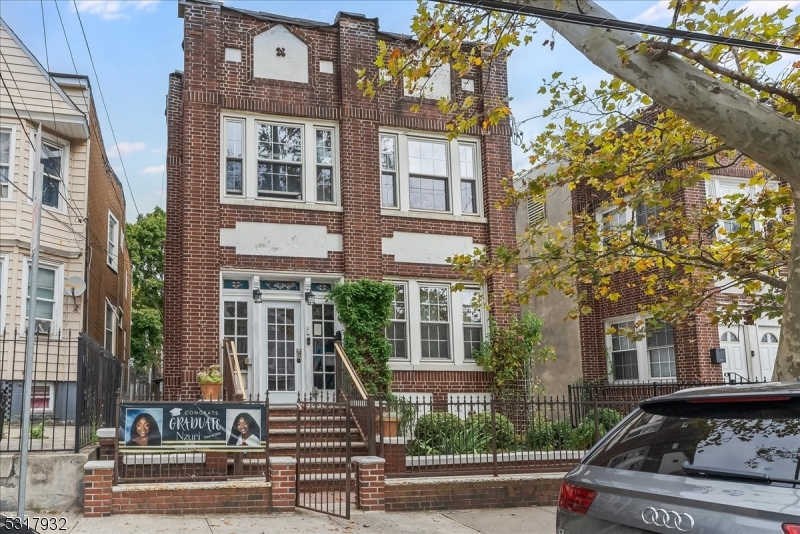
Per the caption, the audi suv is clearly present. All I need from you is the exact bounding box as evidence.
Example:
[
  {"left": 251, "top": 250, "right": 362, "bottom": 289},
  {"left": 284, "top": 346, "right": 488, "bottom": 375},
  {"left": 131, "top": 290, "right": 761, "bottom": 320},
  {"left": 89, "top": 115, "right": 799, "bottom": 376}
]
[{"left": 556, "top": 381, "right": 800, "bottom": 533}]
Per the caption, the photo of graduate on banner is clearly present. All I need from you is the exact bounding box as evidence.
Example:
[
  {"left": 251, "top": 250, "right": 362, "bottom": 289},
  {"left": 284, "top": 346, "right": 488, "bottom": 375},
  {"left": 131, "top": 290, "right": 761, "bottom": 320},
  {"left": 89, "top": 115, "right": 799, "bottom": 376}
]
[{"left": 226, "top": 409, "right": 262, "bottom": 447}]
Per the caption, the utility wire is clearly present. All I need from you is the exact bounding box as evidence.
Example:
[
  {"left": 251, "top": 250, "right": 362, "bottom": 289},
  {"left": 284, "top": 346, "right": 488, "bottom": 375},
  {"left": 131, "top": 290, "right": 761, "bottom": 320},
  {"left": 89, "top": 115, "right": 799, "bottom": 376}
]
[
  {"left": 71, "top": 0, "right": 141, "bottom": 217},
  {"left": 444, "top": 0, "right": 800, "bottom": 55}
]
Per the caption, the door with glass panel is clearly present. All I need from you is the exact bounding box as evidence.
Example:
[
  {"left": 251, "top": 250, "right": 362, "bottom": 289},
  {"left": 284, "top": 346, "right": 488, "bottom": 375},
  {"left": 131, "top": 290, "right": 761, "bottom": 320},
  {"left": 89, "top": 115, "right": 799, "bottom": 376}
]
[
  {"left": 310, "top": 302, "right": 337, "bottom": 396},
  {"left": 264, "top": 304, "right": 301, "bottom": 404}
]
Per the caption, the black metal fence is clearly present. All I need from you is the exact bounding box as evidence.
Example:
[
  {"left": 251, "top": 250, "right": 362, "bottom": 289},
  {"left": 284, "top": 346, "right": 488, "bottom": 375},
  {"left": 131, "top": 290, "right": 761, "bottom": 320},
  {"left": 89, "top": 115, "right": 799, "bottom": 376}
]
[
  {"left": 0, "top": 329, "right": 150, "bottom": 453},
  {"left": 379, "top": 394, "right": 640, "bottom": 477}
]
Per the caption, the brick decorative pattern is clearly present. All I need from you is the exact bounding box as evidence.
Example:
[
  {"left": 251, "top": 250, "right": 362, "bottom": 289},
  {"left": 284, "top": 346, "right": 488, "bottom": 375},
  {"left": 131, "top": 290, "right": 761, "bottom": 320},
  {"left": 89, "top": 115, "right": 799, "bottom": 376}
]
[
  {"left": 163, "top": 3, "right": 517, "bottom": 400},
  {"left": 385, "top": 475, "right": 563, "bottom": 511},
  {"left": 353, "top": 457, "right": 386, "bottom": 511},
  {"left": 83, "top": 462, "right": 114, "bottom": 517},
  {"left": 111, "top": 482, "right": 271, "bottom": 515},
  {"left": 269, "top": 457, "right": 297, "bottom": 513},
  {"left": 392, "top": 371, "right": 494, "bottom": 408}
]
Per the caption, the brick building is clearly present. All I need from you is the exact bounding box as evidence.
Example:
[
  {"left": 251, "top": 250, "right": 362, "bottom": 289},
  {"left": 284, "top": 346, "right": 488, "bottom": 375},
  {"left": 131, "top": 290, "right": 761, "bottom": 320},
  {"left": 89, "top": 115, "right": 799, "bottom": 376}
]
[
  {"left": 164, "top": 0, "right": 517, "bottom": 403},
  {"left": 519, "top": 164, "right": 782, "bottom": 388}
]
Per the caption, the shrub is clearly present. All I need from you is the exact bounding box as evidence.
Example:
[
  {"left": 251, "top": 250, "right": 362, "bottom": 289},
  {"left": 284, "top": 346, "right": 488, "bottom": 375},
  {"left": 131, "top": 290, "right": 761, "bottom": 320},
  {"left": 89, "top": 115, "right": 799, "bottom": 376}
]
[
  {"left": 465, "top": 412, "right": 517, "bottom": 450},
  {"left": 526, "top": 418, "right": 556, "bottom": 450},
  {"left": 568, "top": 421, "right": 597, "bottom": 450},
  {"left": 413, "top": 412, "right": 465, "bottom": 452},
  {"left": 551, "top": 420, "right": 576, "bottom": 450}
]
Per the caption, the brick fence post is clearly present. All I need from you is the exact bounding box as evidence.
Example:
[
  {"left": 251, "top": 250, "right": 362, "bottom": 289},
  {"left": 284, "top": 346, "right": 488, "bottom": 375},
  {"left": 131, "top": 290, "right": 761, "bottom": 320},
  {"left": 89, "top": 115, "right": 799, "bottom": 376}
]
[
  {"left": 352, "top": 456, "right": 385, "bottom": 511},
  {"left": 84, "top": 460, "right": 114, "bottom": 517},
  {"left": 269, "top": 456, "right": 296, "bottom": 513},
  {"left": 381, "top": 437, "right": 406, "bottom": 475},
  {"left": 95, "top": 428, "right": 117, "bottom": 461}
]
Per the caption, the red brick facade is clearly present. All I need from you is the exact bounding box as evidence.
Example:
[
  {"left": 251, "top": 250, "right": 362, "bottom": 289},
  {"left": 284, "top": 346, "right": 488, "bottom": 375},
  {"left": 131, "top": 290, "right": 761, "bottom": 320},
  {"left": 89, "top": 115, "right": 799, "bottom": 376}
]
[{"left": 164, "top": 1, "right": 516, "bottom": 400}]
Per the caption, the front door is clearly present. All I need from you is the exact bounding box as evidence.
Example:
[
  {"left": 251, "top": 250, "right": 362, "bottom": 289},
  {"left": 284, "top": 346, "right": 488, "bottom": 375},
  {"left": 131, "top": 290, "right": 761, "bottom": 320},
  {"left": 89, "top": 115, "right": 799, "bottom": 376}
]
[
  {"left": 756, "top": 326, "right": 779, "bottom": 381},
  {"left": 264, "top": 303, "right": 301, "bottom": 404},
  {"left": 719, "top": 327, "right": 748, "bottom": 379}
]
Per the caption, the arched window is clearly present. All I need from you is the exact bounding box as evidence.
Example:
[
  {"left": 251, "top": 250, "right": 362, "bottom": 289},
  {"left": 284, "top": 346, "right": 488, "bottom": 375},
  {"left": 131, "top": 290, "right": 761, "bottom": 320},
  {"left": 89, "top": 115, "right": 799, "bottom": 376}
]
[
  {"left": 720, "top": 331, "right": 738, "bottom": 342},
  {"left": 761, "top": 333, "right": 778, "bottom": 343}
]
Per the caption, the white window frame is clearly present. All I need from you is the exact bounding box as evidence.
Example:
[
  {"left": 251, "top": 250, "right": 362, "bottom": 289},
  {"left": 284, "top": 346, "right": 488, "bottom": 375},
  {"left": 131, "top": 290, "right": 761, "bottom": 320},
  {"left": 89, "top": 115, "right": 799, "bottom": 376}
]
[
  {"left": 0, "top": 253, "right": 8, "bottom": 333},
  {"left": 105, "top": 300, "right": 117, "bottom": 355},
  {"left": 387, "top": 281, "right": 409, "bottom": 361},
  {"left": 0, "top": 123, "right": 17, "bottom": 201},
  {"left": 389, "top": 279, "right": 487, "bottom": 369},
  {"left": 219, "top": 113, "right": 340, "bottom": 207},
  {"left": 596, "top": 204, "right": 666, "bottom": 248},
  {"left": 107, "top": 211, "right": 119, "bottom": 271},
  {"left": 460, "top": 287, "right": 484, "bottom": 361},
  {"left": 28, "top": 130, "right": 70, "bottom": 214},
  {"left": 219, "top": 285, "right": 253, "bottom": 393},
  {"left": 379, "top": 129, "right": 482, "bottom": 217},
  {"left": 605, "top": 315, "right": 676, "bottom": 383},
  {"left": 707, "top": 176, "right": 779, "bottom": 240},
  {"left": 30, "top": 382, "right": 54, "bottom": 412},
  {"left": 21, "top": 258, "right": 64, "bottom": 337}
]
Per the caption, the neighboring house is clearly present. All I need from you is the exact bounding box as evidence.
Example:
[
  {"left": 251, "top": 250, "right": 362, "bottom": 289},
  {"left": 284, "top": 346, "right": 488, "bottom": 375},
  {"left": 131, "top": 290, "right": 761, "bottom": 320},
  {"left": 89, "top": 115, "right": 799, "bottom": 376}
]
[
  {"left": 0, "top": 18, "right": 131, "bottom": 420},
  {"left": 164, "top": 0, "right": 516, "bottom": 404},
  {"left": 518, "top": 163, "right": 782, "bottom": 388}
]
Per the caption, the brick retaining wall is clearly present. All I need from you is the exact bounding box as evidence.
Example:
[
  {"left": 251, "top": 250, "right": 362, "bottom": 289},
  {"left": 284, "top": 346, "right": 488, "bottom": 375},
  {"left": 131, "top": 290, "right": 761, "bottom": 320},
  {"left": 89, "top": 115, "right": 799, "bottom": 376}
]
[
  {"left": 111, "top": 480, "right": 271, "bottom": 515},
  {"left": 385, "top": 473, "right": 564, "bottom": 512}
]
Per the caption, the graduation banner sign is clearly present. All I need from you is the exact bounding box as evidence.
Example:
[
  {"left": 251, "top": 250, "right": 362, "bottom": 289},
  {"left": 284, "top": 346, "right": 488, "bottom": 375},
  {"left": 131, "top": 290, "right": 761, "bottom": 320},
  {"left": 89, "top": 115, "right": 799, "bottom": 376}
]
[{"left": 119, "top": 403, "right": 266, "bottom": 451}]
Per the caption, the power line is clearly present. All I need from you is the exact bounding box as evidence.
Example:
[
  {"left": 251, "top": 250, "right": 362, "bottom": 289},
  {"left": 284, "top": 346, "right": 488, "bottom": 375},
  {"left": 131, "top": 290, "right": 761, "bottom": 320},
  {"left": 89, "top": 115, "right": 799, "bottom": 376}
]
[
  {"left": 71, "top": 0, "right": 141, "bottom": 217},
  {"left": 444, "top": 0, "right": 800, "bottom": 55}
]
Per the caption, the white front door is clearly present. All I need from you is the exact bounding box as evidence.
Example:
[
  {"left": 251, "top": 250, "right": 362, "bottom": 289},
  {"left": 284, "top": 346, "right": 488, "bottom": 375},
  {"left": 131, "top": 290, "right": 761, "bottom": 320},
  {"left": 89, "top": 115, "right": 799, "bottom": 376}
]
[
  {"left": 719, "top": 327, "right": 748, "bottom": 379},
  {"left": 756, "top": 326, "right": 779, "bottom": 381},
  {"left": 262, "top": 303, "right": 301, "bottom": 404}
]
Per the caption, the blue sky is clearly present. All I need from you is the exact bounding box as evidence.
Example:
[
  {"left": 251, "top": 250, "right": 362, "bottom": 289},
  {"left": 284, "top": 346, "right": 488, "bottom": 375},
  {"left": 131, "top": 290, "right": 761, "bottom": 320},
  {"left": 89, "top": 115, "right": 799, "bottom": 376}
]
[{"left": 1, "top": 0, "right": 793, "bottom": 222}]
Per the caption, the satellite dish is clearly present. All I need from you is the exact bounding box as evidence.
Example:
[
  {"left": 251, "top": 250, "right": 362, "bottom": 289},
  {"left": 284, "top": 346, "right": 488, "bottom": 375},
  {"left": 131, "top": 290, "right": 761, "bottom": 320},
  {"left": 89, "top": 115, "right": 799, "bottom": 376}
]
[{"left": 65, "top": 276, "right": 86, "bottom": 297}]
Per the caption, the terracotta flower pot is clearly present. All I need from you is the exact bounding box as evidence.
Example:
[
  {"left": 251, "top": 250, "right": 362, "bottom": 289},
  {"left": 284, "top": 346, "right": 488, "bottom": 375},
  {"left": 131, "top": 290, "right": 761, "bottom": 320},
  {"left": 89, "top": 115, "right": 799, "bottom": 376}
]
[
  {"left": 378, "top": 415, "right": 400, "bottom": 438},
  {"left": 199, "top": 382, "right": 222, "bottom": 401}
]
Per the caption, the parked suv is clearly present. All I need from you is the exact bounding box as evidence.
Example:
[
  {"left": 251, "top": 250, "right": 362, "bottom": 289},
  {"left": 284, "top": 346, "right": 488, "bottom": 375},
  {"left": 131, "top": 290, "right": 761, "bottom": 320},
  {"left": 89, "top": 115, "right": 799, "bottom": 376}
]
[{"left": 557, "top": 382, "right": 800, "bottom": 533}]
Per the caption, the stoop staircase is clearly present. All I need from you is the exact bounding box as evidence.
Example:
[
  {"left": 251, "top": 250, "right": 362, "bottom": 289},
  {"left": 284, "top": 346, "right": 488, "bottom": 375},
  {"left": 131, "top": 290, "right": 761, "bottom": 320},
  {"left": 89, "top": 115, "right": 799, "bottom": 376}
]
[{"left": 268, "top": 401, "right": 367, "bottom": 491}]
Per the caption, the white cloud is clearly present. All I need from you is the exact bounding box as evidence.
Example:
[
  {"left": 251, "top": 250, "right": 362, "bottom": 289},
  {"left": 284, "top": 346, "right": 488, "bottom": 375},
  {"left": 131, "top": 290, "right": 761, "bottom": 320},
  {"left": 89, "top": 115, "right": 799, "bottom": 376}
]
[
  {"left": 741, "top": 0, "right": 799, "bottom": 15},
  {"left": 75, "top": 0, "right": 157, "bottom": 20},
  {"left": 632, "top": 1, "right": 672, "bottom": 24},
  {"left": 140, "top": 165, "right": 165, "bottom": 175},
  {"left": 109, "top": 141, "right": 146, "bottom": 156}
]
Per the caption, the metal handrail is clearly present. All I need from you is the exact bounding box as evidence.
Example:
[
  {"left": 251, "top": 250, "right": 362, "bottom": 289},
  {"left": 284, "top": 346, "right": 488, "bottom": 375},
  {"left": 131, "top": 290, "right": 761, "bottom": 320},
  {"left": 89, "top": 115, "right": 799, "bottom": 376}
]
[{"left": 333, "top": 341, "right": 376, "bottom": 455}]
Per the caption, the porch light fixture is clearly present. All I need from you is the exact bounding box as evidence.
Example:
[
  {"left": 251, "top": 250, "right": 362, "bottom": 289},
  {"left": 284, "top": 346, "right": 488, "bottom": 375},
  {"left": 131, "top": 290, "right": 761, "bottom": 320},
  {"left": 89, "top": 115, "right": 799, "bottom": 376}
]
[
  {"left": 252, "top": 287, "right": 263, "bottom": 303},
  {"left": 304, "top": 290, "right": 315, "bottom": 306}
]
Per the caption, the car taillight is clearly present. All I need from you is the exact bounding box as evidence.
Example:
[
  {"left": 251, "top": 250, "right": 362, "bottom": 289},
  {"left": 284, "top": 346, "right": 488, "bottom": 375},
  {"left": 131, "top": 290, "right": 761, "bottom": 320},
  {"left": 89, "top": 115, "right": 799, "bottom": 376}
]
[
  {"left": 558, "top": 482, "right": 597, "bottom": 515},
  {"left": 783, "top": 524, "right": 800, "bottom": 534}
]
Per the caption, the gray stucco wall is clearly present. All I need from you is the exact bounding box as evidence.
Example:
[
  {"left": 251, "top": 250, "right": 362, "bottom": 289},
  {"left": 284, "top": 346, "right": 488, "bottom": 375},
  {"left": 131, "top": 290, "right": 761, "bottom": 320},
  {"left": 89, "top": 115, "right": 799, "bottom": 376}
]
[{"left": 516, "top": 185, "right": 583, "bottom": 398}]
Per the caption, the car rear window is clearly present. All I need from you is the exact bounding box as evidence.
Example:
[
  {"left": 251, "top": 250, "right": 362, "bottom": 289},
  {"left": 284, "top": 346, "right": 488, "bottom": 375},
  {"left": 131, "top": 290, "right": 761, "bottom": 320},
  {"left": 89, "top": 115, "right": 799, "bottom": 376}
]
[{"left": 583, "top": 397, "right": 800, "bottom": 484}]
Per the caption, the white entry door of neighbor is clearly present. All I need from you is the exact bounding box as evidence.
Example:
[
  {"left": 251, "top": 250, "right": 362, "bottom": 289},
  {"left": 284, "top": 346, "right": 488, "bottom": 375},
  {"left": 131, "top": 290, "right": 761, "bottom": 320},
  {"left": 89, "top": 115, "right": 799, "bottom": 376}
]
[
  {"left": 263, "top": 303, "right": 302, "bottom": 404},
  {"left": 719, "top": 327, "right": 748, "bottom": 379},
  {"left": 756, "top": 326, "right": 779, "bottom": 381}
]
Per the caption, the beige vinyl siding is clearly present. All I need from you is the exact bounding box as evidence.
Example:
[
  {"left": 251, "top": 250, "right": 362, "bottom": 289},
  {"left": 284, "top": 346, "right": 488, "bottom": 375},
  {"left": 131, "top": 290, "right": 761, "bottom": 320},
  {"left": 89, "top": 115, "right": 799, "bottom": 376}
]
[{"left": 0, "top": 27, "right": 83, "bottom": 118}]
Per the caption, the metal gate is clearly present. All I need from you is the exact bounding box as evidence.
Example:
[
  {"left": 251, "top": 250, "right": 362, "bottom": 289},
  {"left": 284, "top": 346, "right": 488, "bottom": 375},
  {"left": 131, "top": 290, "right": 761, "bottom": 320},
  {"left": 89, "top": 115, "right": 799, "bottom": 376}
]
[{"left": 294, "top": 393, "right": 352, "bottom": 519}]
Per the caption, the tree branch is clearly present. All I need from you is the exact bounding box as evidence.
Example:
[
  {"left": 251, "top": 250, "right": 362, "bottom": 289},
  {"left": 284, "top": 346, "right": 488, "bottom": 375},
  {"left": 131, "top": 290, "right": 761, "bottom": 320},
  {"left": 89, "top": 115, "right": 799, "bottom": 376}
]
[{"left": 647, "top": 41, "right": 800, "bottom": 111}]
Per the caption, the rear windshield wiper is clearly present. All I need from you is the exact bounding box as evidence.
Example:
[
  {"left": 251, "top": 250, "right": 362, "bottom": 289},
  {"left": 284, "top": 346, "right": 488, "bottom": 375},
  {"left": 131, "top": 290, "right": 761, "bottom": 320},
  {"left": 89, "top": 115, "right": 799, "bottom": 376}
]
[{"left": 682, "top": 461, "right": 800, "bottom": 485}]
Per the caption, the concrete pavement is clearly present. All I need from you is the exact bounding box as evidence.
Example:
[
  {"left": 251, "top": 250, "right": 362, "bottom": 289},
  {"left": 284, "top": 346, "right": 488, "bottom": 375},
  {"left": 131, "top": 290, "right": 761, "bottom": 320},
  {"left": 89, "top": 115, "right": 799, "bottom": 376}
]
[{"left": 38, "top": 506, "right": 557, "bottom": 534}]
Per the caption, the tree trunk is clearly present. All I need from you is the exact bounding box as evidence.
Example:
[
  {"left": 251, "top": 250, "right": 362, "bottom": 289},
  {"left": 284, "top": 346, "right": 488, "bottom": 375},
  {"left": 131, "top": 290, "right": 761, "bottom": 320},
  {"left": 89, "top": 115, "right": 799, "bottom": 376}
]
[{"left": 507, "top": 0, "right": 800, "bottom": 380}]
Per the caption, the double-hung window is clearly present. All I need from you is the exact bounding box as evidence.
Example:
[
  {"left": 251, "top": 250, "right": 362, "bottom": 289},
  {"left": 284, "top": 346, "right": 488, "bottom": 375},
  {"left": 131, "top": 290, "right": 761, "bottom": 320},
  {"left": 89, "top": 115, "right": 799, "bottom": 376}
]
[
  {"left": 607, "top": 317, "right": 675, "bottom": 381},
  {"left": 387, "top": 282, "right": 408, "bottom": 359},
  {"left": 25, "top": 263, "right": 59, "bottom": 336},
  {"left": 0, "top": 126, "right": 13, "bottom": 199},
  {"left": 222, "top": 115, "right": 339, "bottom": 205},
  {"left": 41, "top": 142, "right": 64, "bottom": 209},
  {"left": 107, "top": 212, "right": 119, "bottom": 271},
  {"left": 419, "top": 285, "right": 450, "bottom": 360},
  {"left": 105, "top": 301, "right": 117, "bottom": 355},
  {"left": 379, "top": 131, "right": 481, "bottom": 216},
  {"left": 223, "top": 300, "right": 249, "bottom": 380},
  {"left": 461, "top": 289, "right": 483, "bottom": 360},
  {"left": 634, "top": 203, "right": 665, "bottom": 248}
]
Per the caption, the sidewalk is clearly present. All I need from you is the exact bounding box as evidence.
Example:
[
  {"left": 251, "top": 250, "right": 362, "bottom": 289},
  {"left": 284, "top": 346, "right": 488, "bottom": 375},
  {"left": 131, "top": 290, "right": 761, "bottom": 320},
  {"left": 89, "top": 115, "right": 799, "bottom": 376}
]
[{"left": 53, "top": 506, "right": 557, "bottom": 534}]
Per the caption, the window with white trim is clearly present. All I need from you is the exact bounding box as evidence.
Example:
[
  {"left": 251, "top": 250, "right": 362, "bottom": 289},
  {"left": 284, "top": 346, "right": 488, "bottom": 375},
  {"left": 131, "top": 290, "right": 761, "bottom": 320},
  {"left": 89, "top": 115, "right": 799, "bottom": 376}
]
[
  {"left": 419, "top": 285, "right": 451, "bottom": 360},
  {"left": 607, "top": 318, "right": 676, "bottom": 382},
  {"left": 223, "top": 300, "right": 249, "bottom": 379},
  {"left": 387, "top": 282, "right": 408, "bottom": 360},
  {"left": 107, "top": 212, "right": 119, "bottom": 271},
  {"left": 221, "top": 114, "right": 338, "bottom": 205},
  {"left": 24, "top": 262, "right": 60, "bottom": 336},
  {"left": 708, "top": 177, "right": 779, "bottom": 239},
  {"left": 461, "top": 288, "right": 483, "bottom": 360},
  {"left": 0, "top": 126, "right": 14, "bottom": 199},
  {"left": 597, "top": 204, "right": 665, "bottom": 247},
  {"left": 379, "top": 131, "right": 481, "bottom": 216},
  {"left": 105, "top": 301, "right": 116, "bottom": 355},
  {"left": 0, "top": 254, "right": 7, "bottom": 333},
  {"left": 30, "top": 383, "right": 53, "bottom": 412},
  {"left": 41, "top": 141, "right": 65, "bottom": 209}
]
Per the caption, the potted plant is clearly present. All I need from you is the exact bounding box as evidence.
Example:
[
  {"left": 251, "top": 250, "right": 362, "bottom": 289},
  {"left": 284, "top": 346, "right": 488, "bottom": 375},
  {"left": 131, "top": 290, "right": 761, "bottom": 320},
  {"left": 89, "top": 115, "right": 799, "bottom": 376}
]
[
  {"left": 197, "top": 364, "right": 223, "bottom": 401},
  {"left": 380, "top": 394, "right": 417, "bottom": 438}
]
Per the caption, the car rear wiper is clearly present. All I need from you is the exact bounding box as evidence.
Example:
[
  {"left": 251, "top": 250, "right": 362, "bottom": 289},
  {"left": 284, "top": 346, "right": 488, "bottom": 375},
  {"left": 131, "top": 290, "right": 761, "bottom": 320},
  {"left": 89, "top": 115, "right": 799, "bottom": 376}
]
[{"left": 682, "top": 461, "right": 800, "bottom": 485}]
